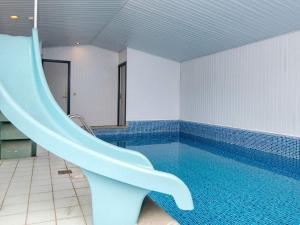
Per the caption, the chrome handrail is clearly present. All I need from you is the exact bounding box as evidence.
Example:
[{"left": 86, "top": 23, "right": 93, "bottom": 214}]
[{"left": 68, "top": 114, "right": 95, "bottom": 136}]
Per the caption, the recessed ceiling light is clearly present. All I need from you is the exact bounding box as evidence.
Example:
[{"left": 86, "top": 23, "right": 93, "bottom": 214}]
[
  {"left": 10, "top": 15, "right": 19, "bottom": 20},
  {"left": 75, "top": 42, "right": 80, "bottom": 45},
  {"left": 28, "top": 16, "right": 34, "bottom": 21}
]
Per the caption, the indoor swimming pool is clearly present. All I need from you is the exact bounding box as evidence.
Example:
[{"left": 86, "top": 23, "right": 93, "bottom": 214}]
[{"left": 100, "top": 133, "right": 300, "bottom": 225}]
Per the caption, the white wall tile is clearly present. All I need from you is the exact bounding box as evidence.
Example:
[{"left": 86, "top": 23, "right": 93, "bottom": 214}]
[
  {"left": 180, "top": 31, "right": 300, "bottom": 137},
  {"left": 43, "top": 45, "right": 119, "bottom": 126},
  {"left": 127, "top": 48, "right": 180, "bottom": 121}
]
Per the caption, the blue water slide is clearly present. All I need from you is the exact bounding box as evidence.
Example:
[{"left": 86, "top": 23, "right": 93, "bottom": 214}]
[{"left": 0, "top": 29, "right": 193, "bottom": 225}]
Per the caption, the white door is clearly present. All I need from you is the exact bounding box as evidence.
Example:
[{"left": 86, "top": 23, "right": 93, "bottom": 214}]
[{"left": 43, "top": 60, "right": 70, "bottom": 114}]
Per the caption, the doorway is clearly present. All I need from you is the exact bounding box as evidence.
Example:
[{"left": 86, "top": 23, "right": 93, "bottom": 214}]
[
  {"left": 118, "top": 62, "right": 127, "bottom": 126},
  {"left": 42, "top": 59, "right": 71, "bottom": 114}
]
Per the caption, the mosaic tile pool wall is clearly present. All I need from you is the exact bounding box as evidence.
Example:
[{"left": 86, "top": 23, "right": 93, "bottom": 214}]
[
  {"left": 180, "top": 121, "right": 300, "bottom": 159},
  {"left": 94, "top": 120, "right": 300, "bottom": 160},
  {"left": 94, "top": 120, "right": 179, "bottom": 137}
]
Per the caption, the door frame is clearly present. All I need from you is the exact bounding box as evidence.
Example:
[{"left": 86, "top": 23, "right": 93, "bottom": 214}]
[
  {"left": 117, "top": 62, "right": 127, "bottom": 126},
  {"left": 42, "top": 59, "right": 71, "bottom": 114}
]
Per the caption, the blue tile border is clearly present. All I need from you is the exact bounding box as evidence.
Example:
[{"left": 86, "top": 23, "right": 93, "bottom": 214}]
[
  {"left": 180, "top": 132, "right": 300, "bottom": 180},
  {"left": 94, "top": 120, "right": 179, "bottom": 137},
  {"left": 180, "top": 120, "right": 300, "bottom": 159},
  {"left": 94, "top": 120, "right": 300, "bottom": 160}
]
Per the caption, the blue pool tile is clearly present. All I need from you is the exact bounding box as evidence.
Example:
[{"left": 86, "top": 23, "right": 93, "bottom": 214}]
[
  {"left": 95, "top": 120, "right": 300, "bottom": 160},
  {"left": 96, "top": 124, "right": 300, "bottom": 225},
  {"left": 179, "top": 120, "right": 300, "bottom": 160}
]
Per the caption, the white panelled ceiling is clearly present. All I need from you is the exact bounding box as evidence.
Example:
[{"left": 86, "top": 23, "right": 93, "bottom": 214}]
[
  {"left": 0, "top": 0, "right": 127, "bottom": 46},
  {"left": 1, "top": 0, "right": 300, "bottom": 61}
]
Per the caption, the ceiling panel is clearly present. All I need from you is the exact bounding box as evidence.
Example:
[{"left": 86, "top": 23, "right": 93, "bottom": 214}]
[
  {"left": 1, "top": 0, "right": 300, "bottom": 61},
  {"left": 0, "top": 0, "right": 127, "bottom": 45},
  {"left": 93, "top": 0, "right": 300, "bottom": 61},
  {"left": 0, "top": 0, "right": 34, "bottom": 36}
]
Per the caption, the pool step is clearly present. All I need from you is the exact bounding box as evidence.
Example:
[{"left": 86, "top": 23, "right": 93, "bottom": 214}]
[
  {"left": 0, "top": 122, "right": 28, "bottom": 140},
  {"left": 1, "top": 140, "right": 36, "bottom": 159},
  {"left": 0, "top": 112, "right": 9, "bottom": 122},
  {"left": 0, "top": 111, "right": 36, "bottom": 159}
]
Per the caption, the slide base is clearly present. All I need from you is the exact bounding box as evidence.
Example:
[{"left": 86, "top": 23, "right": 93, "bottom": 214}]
[{"left": 84, "top": 170, "right": 149, "bottom": 225}]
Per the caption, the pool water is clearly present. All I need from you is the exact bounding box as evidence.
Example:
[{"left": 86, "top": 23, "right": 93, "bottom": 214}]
[{"left": 101, "top": 133, "right": 300, "bottom": 225}]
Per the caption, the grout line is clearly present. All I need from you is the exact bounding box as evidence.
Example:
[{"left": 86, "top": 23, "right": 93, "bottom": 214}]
[
  {"left": 49, "top": 153, "right": 58, "bottom": 225},
  {"left": 65, "top": 160, "right": 88, "bottom": 225},
  {"left": 25, "top": 157, "right": 35, "bottom": 225},
  {"left": 0, "top": 160, "right": 19, "bottom": 209}
]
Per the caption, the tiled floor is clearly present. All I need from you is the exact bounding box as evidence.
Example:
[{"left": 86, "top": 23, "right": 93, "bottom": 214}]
[{"left": 0, "top": 147, "right": 178, "bottom": 225}]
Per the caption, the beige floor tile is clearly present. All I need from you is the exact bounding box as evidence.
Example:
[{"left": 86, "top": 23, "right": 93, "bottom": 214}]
[
  {"left": 75, "top": 187, "right": 90, "bottom": 196},
  {"left": 77, "top": 195, "right": 91, "bottom": 205},
  {"left": 26, "top": 209, "right": 55, "bottom": 224},
  {"left": 138, "top": 198, "right": 179, "bottom": 225},
  {"left": 0, "top": 213, "right": 26, "bottom": 225},
  {"left": 0, "top": 203, "right": 27, "bottom": 216},
  {"left": 84, "top": 216, "right": 93, "bottom": 225},
  {"left": 56, "top": 206, "right": 83, "bottom": 219},
  {"left": 0, "top": 149, "right": 179, "bottom": 225},
  {"left": 81, "top": 204, "right": 92, "bottom": 216},
  {"left": 30, "top": 192, "right": 53, "bottom": 202},
  {"left": 72, "top": 180, "right": 89, "bottom": 189},
  {"left": 53, "top": 182, "right": 73, "bottom": 191},
  {"left": 28, "top": 200, "right": 54, "bottom": 212},
  {"left": 3, "top": 194, "right": 29, "bottom": 206},
  {"left": 57, "top": 216, "right": 86, "bottom": 225},
  {"left": 54, "top": 189, "right": 76, "bottom": 199},
  {"left": 31, "top": 184, "right": 52, "bottom": 194},
  {"left": 27, "top": 221, "right": 56, "bottom": 225},
  {"left": 54, "top": 196, "right": 79, "bottom": 209}
]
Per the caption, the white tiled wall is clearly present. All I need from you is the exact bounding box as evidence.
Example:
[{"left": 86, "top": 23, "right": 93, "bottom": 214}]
[
  {"left": 126, "top": 48, "right": 180, "bottom": 121},
  {"left": 42, "top": 29, "right": 300, "bottom": 135},
  {"left": 42, "top": 46, "right": 181, "bottom": 125},
  {"left": 180, "top": 30, "right": 300, "bottom": 137},
  {"left": 42, "top": 45, "right": 119, "bottom": 127}
]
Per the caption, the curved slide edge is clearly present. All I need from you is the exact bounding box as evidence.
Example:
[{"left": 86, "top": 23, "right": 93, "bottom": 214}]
[
  {"left": 30, "top": 28, "right": 153, "bottom": 169},
  {"left": 0, "top": 30, "right": 193, "bottom": 225}
]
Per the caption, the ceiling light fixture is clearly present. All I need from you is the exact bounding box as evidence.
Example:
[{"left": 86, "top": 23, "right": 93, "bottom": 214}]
[
  {"left": 75, "top": 42, "right": 80, "bottom": 45},
  {"left": 10, "top": 15, "right": 19, "bottom": 20}
]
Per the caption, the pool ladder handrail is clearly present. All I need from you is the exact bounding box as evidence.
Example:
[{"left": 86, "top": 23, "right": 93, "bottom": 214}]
[{"left": 68, "top": 114, "right": 95, "bottom": 136}]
